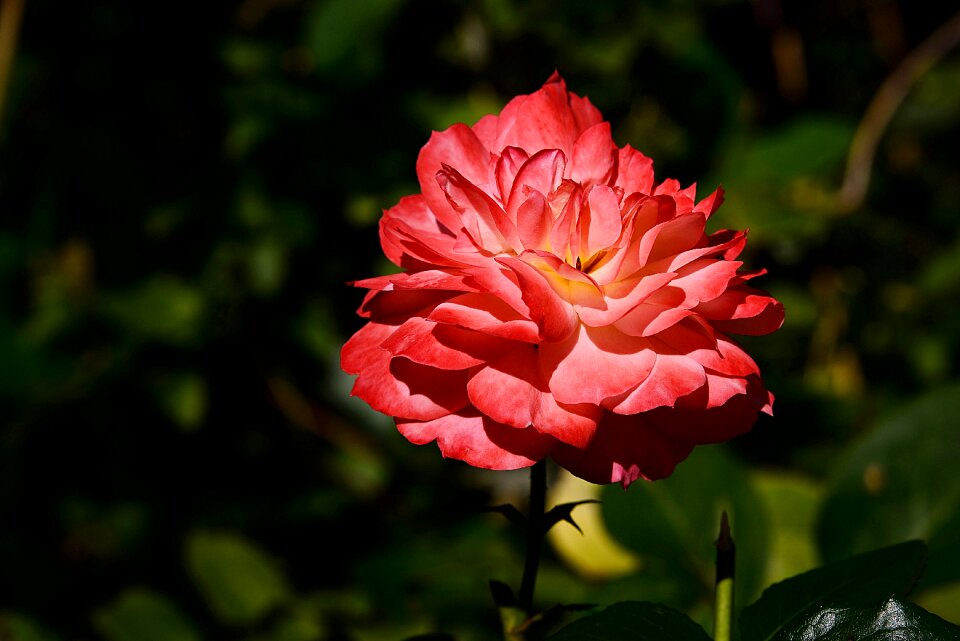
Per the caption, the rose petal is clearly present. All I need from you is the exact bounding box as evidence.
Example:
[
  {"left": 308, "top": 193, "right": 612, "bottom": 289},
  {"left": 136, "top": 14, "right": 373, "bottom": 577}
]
[
  {"left": 571, "top": 122, "right": 618, "bottom": 188},
  {"left": 495, "top": 146, "right": 530, "bottom": 203},
  {"left": 497, "top": 256, "right": 579, "bottom": 343},
  {"left": 606, "top": 354, "right": 706, "bottom": 414},
  {"left": 416, "top": 124, "right": 491, "bottom": 230},
  {"left": 541, "top": 325, "right": 657, "bottom": 405},
  {"left": 428, "top": 293, "right": 541, "bottom": 342},
  {"left": 467, "top": 345, "right": 600, "bottom": 448},
  {"left": 437, "top": 165, "right": 520, "bottom": 253},
  {"left": 615, "top": 145, "right": 655, "bottom": 195},
  {"left": 516, "top": 190, "right": 553, "bottom": 251},
  {"left": 382, "top": 318, "right": 515, "bottom": 370},
  {"left": 697, "top": 287, "right": 785, "bottom": 336},
  {"left": 507, "top": 149, "right": 567, "bottom": 219},
  {"left": 349, "top": 334, "right": 470, "bottom": 421},
  {"left": 578, "top": 184, "right": 623, "bottom": 259},
  {"left": 551, "top": 411, "right": 694, "bottom": 486},
  {"left": 494, "top": 73, "right": 589, "bottom": 158},
  {"left": 397, "top": 410, "right": 556, "bottom": 470}
]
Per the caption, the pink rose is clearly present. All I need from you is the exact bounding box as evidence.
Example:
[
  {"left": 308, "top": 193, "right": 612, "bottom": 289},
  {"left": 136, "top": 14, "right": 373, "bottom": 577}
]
[{"left": 341, "top": 73, "right": 784, "bottom": 487}]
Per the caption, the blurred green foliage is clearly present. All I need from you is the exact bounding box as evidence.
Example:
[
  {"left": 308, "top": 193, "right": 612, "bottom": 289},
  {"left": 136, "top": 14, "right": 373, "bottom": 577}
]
[{"left": 1, "top": 0, "right": 960, "bottom": 640}]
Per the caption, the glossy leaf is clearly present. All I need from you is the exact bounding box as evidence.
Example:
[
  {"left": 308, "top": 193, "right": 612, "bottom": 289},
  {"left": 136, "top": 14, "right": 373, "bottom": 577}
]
[
  {"left": 545, "top": 601, "right": 712, "bottom": 641},
  {"left": 739, "top": 540, "right": 927, "bottom": 641},
  {"left": 817, "top": 383, "right": 960, "bottom": 586},
  {"left": 772, "top": 596, "right": 960, "bottom": 641}
]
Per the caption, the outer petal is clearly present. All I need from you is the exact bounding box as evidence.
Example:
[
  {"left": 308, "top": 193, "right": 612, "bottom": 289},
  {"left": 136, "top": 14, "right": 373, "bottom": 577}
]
[
  {"left": 379, "top": 195, "right": 465, "bottom": 268},
  {"left": 416, "top": 124, "right": 491, "bottom": 230},
  {"left": 697, "top": 287, "right": 785, "bottom": 336},
  {"left": 606, "top": 354, "right": 706, "bottom": 414},
  {"left": 345, "top": 322, "right": 470, "bottom": 420},
  {"left": 428, "top": 293, "right": 541, "bottom": 343},
  {"left": 551, "top": 412, "right": 694, "bottom": 486},
  {"left": 467, "top": 345, "right": 600, "bottom": 448},
  {"left": 357, "top": 288, "right": 454, "bottom": 321},
  {"left": 541, "top": 325, "right": 657, "bottom": 406},
  {"left": 668, "top": 259, "right": 743, "bottom": 307},
  {"left": 653, "top": 373, "right": 773, "bottom": 444},
  {"left": 615, "top": 145, "right": 655, "bottom": 195},
  {"left": 397, "top": 410, "right": 556, "bottom": 470},
  {"left": 493, "top": 72, "right": 587, "bottom": 158},
  {"left": 381, "top": 317, "right": 515, "bottom": 370}
]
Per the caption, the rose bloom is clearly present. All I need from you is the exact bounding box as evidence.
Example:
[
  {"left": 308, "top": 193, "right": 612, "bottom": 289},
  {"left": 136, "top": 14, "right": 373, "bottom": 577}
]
[{"left": 341, "top": 73, "right": 783, "bottom": 487}]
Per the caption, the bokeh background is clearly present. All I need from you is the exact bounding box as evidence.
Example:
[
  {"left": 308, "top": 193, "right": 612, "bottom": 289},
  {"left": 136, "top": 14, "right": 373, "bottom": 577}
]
[{"left": 2, "top": 0, "right": 959, "bottom": 639}]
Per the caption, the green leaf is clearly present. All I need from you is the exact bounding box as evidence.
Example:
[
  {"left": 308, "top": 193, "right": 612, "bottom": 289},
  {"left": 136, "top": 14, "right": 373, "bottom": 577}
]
[
  {"left": 739, "top": 540, "right": 927, "bottom": 641},
  {"left": 101, "top": 276, "right": 205, "bottom": 345},
  {"left": 752, "top": 472, "right": 822, "bottom": 586},
  {"left": 153, "top": 371, "right": 208, "bottom": 431},
  {"left": 302, "top": 0, "right": 404, "bottom": 80},
  {"left": 185, "top": 530, "right": 290, "bottom": 626},
  {"left": 916, "top": 581, "right": 960, "bottom": 625},
  {"left": 772, "top": 596, "right": 960, "bottom": 641},
  {"left": 711, "top": 117, "right": 854, "bottom": 244},
  {"left": 0, "top": 612, "right": 58, "bottom": 641},
  {"left": 92, "top": 588, "right": 202, "bottom": 641},
  {"left": 816, "top": 382, "right": 960, "bottom": 586},
  {"left": 601, "top": 445, "right": 769, "bottom": 607},
  {"left": 545, "top": 601, "right": 712, "bottom": 641}
]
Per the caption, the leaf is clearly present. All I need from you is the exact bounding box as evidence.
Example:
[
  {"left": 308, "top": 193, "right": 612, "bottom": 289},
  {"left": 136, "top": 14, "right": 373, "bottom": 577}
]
[
  {"left": 545, "top": 601, "right": 712, "bottom": 641},
  {"left": 302, "top": 0, "right": 404, "bottom": 80},
  {"left": 711, "top": 117, "right": 855, "bottom": 243},
  {"left": 752, "top": 472, "right": 822, "bottom": 586},
  {"left": 772, "top": 596, "right": 960, "bottom": 641},
  {"left": 153, "top": 371, "right": 208, "bottom": 431},
  {"left": 739, "top": 540, "right": 927, "bottom": 641},
  {"left": 185, "top": 530, "right": 290, "bottom": 626},
  {"left": 0, "top": 612, "right": 58, "bottom": 641},
  {"left": 816, "top": 382, "right": 960, "bottom": 586},
  {"left": 601, "top": 445, "right": 769, "bottom": 607},
  {"left": 101, "top": 276, "right": 205, "bottom": 345},
  {"left": 92, "top": 588, "right": 202, "bottom": 641}
]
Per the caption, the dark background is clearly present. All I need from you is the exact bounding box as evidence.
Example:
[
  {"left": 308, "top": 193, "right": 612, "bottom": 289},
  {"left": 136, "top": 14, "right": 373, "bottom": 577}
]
[{"left": 2, "top": 1, "right": 959, "bottom": 639}]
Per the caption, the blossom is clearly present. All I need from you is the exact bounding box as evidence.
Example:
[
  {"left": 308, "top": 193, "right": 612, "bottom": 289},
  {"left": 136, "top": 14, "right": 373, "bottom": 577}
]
[{"left": 341, "top": 73, "right": 783, "bottom": 487}]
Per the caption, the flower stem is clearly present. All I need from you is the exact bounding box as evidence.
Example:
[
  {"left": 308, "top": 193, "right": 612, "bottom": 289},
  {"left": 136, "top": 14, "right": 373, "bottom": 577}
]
[
  {"left": 518, "top": 458, "right": 547, "bottom": 615},
  {"left": 713, "top": 511, "right": 735, "bottom": 641}
]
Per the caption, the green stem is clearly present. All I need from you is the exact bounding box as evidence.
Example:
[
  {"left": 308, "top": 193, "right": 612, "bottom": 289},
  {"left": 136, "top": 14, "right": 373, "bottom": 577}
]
[
  {"left": 518, "top": 459, "right": 547, "bottom": 615},
  {"left": 714, "top": 511, "right": 735, "bottom": 641}
]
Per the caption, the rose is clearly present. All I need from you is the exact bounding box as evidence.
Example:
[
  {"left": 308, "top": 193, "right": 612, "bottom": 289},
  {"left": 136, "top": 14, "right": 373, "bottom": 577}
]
[{"left": 341, "top": 73, "right": 783, "bottom": 487}]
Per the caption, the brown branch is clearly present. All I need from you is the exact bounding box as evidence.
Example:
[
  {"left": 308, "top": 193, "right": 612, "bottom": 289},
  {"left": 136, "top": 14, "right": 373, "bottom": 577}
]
[{"left": 839, "top": 9, "right": 960, "bottom": 213}]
